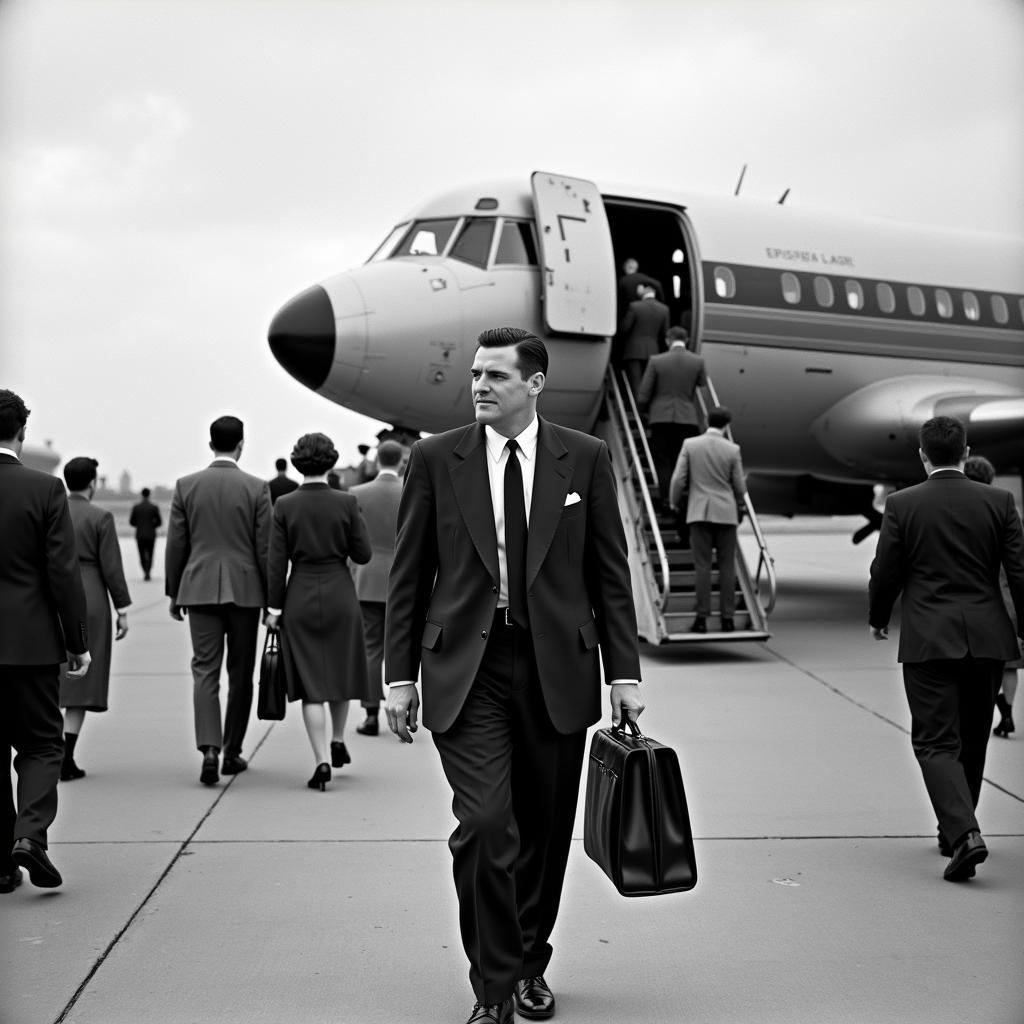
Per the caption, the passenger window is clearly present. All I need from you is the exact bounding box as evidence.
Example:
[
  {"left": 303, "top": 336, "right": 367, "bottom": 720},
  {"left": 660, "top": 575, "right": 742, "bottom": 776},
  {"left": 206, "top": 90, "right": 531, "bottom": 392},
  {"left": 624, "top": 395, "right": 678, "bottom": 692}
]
[
  {"left": 450, "top": 218, "right": 495, "bottom": 269},
  {"left": 781, "top": 272, "right": 801, "bottom": 304},
  {"left": 813, "top": 276, "right": 834, "bottom": 307},
  {"left": 935, "top": 289, "right": 953, "bottom": 318},
  {"left": 907, "top": 286, "right": 926, "bottom": 316},
  {"left": 962, "top": 292, "right": 980, "bottom": 321},
  {"left": 394, "top": 218, "right": 460, "bottom": 257},
  {"left": 991, "top": 294, "right": 1009, "bottom": 324},
  {"left": 714, "top": 266, "right": 736, "bottom": 299},
  {"left": 876, "top": 282, "right": 896, "bottom": 313},
  {"left": 494, "top": 221, "right": 538, "bottom": 265},
  {"left": 845, "top": 280, "right": 864, "bottom": 310}
]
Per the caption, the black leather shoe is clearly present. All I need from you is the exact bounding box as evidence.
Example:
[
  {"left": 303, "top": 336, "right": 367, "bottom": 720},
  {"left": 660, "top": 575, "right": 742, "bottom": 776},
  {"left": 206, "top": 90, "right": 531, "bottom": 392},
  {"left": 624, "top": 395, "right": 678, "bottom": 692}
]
[
  {"left": 515, "top": 976, "right": 555, "bottom": 1020},
  {"left": 221, "top": 755, "right": 248, "bottom": 775},
  {"left": 0, "top": 865, "right": 23, "bottom": 894},
  {"left": 720, "top": 618, "right": 735, "bottom": 632},
  {"left": 330, "top": 741, "right": 351, "bottom": 768},
  {"left": 943, "top": 830, "right": 988, "bottom": 882},
  {"left": 937, "top": 833, "right": 952, "bottom": 858},
  {"left": 200, "top": 750, "right": 219, "bottom": 786},
  {"left": 355, "top": 717, "right": 379, "bottom": 736},
  {"left": 11, "top": 838, "right": 62, "bottom": 888},
  {"left": 466, "top": 998, "right": 513, "bottom": 1024},
  {"left": 60, "top": 761, "right": 87, "bottom": 781},
  {"left": 691, "top": 615, "right": 707, "bottom": 634}
]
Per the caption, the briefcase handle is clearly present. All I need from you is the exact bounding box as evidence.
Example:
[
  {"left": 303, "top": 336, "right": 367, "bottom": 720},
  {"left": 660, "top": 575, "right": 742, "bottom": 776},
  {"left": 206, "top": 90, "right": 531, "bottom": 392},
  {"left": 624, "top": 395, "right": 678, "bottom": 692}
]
[{"left": 611, "top": 714, "right": 644, "bottom": 740}]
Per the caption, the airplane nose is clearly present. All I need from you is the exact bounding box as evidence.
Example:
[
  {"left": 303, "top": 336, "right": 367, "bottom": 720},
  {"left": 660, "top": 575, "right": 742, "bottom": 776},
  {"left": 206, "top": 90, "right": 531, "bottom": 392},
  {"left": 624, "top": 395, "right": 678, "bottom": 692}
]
[{"left": 268, "top": 284, "right": 335, "bottom": 391}]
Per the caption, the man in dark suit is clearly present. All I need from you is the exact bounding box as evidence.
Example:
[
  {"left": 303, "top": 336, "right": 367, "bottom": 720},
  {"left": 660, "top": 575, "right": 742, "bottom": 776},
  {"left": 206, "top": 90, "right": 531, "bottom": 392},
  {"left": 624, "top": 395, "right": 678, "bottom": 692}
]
[
  {"left": 869, "top": 416, "right": 1024, "bottom": 882},
  {"left": 349, "top": 440, "right": 405, "bottom": 736},
  {"left": 385, "top": 328, "right": 644, "bottom": 1024},
  {"left": 268, "top": 457, "right": 299, "bottom": 504},
  {"left": 616, "top": 256, "right": 663, "bottom": 315},
  {"left": 619, "top": 285, "right": 670, "bottom": 396},
  {"left": 129, "top": 487, "right": 163, "bottom": 580},
  {"left": 0, "top": 390, "right": 90, "bottom": 892},
  {"left": 166, "top": 416, "right": 272, "bottom": 785},
  {"left": 636, "top": 326, "right": 707, "bottom": 513}
]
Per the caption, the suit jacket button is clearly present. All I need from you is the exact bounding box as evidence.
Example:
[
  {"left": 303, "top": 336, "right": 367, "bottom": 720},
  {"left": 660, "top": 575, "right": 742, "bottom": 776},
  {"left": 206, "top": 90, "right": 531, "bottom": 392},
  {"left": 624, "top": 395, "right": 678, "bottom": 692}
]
[
  {"left": 491, "top": 585, "right": 497, "bottom": 593},
  {"left": 481, "top": 630, "right": 487, "bottom": 639}
]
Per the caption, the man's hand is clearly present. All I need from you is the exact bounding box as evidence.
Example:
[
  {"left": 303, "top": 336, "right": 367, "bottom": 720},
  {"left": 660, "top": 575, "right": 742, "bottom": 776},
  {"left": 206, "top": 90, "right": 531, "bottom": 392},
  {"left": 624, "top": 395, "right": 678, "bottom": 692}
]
[
  {"left": 114, "top": 612, "right": 129, "bottom": 640},
  {"left": 385, "top": 682, "right": 420, "bottom": 743},
  {"left": 610, "top": 681, "right": 645, "bottom": 726},
  {"left": 264, "top": 612, "right": 281, "bottom": 631},
  {"left": 870, "top": 625, "right": 888, "bottom": 641},
  {"left": 66, "top": 650, "right": 91, "bottom": 679},
  {"left": 169, "top": 601, "right": 185, "bottom": 621}
]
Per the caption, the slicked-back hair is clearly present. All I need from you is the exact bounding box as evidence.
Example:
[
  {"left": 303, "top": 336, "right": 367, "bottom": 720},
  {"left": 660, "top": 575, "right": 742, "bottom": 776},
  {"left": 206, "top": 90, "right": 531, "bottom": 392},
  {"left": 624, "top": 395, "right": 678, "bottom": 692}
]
[
  {"left": 291, "top": 432, "right": 339, "bottom": 476},
  {"left": 210, "top": 415, "right": 244, "bottom": 452},
  {"left": 477, "top": 327, "right": 548, "bottom": 379},
  {"left": 963, "top": 455, "right": 995, "bottom": 485},
  {"left": 0, "top": 389, "right": 30, "bottom": 440},
  {"left": 707, "top": 406, "right": 732, "bottom": 429},
  {"left": 919, "top": 416, "right": 966, "bottom": 467},
  {"left": 275, "top": 458, "right": 287, "bottom": 472},
  {"left": 666, "top": 326, "right": 689, "bottom": 343},
  {"left": 377, "top": 440, "right": 404, "bottom": 468},
  {"left": 63, "top": 456, "right": 99, "bottom": 491}
]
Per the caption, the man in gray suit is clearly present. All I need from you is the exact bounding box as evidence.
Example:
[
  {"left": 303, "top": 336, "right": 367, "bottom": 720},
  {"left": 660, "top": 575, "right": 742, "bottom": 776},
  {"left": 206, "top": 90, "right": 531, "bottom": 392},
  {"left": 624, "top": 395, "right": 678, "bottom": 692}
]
[
  {"left": 636, "top": 326, "right": 707, "bottom": 513},
  {"left": 349, "top": 440, "right": 405, "bottom": 736},
  {"left": 166, "top": 416, "right": 272, "bottom": 785},
  {"left": 669, "top": 406, "right": 747, "bottom": 633}
]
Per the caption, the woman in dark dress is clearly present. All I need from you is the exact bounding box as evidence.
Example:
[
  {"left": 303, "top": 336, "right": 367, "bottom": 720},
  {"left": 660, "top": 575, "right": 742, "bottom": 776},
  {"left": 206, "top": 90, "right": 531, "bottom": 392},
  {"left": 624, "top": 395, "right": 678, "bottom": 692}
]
[
  {"left": 58, "top": 457, "right": 131, "bottom": 780},
  {"left": 266, "top": 434, "right": 373, "bottom": 790}
]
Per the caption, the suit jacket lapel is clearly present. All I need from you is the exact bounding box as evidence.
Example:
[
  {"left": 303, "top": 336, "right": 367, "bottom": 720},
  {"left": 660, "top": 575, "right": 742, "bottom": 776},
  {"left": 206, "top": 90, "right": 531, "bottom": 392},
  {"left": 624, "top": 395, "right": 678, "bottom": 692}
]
[
  {"left": 449, "top": 424, "right": 499, "bottom": 586},
  {"left": 527, "top": 419, "right": 572, "bottom": 588}
]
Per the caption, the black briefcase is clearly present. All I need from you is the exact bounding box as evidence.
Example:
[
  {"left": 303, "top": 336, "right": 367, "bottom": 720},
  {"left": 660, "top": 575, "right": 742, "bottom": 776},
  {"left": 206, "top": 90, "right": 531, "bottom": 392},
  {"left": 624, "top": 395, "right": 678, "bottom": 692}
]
[
  {"left": 583, "top": 717, "right": 697, "bottom": 897},
  {"left": 256, "top": 630, "right": 286, "bottom": 721}
]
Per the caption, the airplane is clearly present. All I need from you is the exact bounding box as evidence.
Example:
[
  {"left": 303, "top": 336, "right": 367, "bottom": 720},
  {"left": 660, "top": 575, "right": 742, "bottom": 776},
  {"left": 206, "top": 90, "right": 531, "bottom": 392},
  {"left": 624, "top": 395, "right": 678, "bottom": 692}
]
[
  {"left": 268, "top": 172, "right": 1024, "bottom": 527},
  {"left": 20, "top": 440, "right": 61, "bottom": 474}
]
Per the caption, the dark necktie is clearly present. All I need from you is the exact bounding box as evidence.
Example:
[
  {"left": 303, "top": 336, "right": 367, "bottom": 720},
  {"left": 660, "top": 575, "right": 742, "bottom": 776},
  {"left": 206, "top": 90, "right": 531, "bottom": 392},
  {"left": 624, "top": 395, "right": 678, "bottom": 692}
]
[{"left": 504, "top": 440, "right": 529, "bottom": 628}]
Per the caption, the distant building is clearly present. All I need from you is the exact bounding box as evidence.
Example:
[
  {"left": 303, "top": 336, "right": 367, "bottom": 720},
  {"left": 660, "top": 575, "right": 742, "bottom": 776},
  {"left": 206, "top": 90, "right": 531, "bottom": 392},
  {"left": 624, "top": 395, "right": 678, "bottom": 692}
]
[{"left": 119, "top": 470, "right": 132, "bottom": 495}]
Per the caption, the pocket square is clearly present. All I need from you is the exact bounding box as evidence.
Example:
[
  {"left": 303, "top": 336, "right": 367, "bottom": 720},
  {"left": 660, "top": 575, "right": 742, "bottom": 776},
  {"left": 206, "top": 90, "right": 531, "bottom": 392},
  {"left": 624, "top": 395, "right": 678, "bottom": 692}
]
[{"left": 564, "top": 492, "right": 581, "bottom": 506}]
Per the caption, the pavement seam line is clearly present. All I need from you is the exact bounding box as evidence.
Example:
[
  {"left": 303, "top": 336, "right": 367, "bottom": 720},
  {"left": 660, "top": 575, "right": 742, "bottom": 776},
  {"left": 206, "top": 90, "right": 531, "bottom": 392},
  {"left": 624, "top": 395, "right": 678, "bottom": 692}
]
[
  {"left": 764, "top": 643, "right": 1024, "bottom": 805},
  {"left": 52, "top": 721, "right": 278, "bottom": 1024}
]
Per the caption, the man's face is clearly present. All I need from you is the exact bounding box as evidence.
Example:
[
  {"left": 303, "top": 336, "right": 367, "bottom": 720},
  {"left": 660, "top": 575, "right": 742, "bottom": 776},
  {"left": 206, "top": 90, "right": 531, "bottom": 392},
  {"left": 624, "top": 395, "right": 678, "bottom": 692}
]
[
  {"left": 623, "top": 259, "right": 638, "bottom": 275},
  {"left": 471, "top": 344, "right": 540, "bottom": 436}
]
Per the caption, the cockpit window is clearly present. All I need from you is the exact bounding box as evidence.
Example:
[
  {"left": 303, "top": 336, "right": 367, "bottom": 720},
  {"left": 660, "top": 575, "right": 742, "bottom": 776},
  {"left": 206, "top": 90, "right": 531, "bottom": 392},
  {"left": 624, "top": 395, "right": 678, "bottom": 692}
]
[
  {"left": 368, "top": 223, "right": 410, "bottom": 262},
  {"left": 393, "top": 219, "right": 460, "bottom": 257},
  {"left": 450, "top": 218, "right": 495, "bottom": 269},
  {"left": 495, "top": 220, "right": 538, "bottom": 266}
]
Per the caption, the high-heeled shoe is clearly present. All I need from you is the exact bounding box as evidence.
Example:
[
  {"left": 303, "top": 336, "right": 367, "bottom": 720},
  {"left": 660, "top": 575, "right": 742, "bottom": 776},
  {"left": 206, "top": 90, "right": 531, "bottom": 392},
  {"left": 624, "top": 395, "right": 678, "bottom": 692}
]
[
  {"left": 307, "top": 763, "right": 331, "bottom": 791},
  {"left": 330, "top": 741, "right": 351, "bottom": 768},
  {"left": 993, "top": 694, "right": 1015, "bottom": 738}
]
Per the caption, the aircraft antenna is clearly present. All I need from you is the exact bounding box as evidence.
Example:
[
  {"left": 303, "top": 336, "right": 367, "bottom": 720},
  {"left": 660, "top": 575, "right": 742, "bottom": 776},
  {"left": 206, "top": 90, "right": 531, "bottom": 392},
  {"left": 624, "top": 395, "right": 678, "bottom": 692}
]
[
  {"left": 734, "top": 164, "right": 747, "bottom": 197},
  {"left": 778, "top": 188, "right": 790, "bottom": 205}
]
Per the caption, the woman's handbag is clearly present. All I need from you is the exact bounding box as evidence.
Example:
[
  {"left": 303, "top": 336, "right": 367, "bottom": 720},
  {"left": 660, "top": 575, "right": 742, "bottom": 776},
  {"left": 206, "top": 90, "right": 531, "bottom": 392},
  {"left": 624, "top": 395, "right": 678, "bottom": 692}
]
[
  {"left": 256, "top": 630, "right": 286, "bottom": 721},
  {"left": 583, "top": 716, "right": 697, "bottom": 897}
]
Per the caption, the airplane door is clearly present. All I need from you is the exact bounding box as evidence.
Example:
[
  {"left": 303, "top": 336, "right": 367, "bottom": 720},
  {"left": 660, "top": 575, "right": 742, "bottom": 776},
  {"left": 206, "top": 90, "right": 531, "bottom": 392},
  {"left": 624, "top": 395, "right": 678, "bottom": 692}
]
[{"left": 531, "top": 171, "right": 616, "bottom": 337}]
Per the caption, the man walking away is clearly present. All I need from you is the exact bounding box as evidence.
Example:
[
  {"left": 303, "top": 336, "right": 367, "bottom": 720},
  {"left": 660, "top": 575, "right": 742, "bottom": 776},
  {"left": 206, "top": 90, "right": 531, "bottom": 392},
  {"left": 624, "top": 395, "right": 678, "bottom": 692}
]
[
  {"left": 349, "top": 440, "right": 405, "bottom": 736},
  {"left": 165, "top": 416, "right": 272, "bottom": 785},
  {"left": 268, "top": 457, "right": 299, "bottom": 505},
  {"left": 129, "top": 487, "right": 163, "bottom": 581},
  {"left": 669, "top": 406, "right": 747, "bottom": 633},
  {"left": 636, "top": 326, "right": 707, "bottom": 515},
  {"left": 869, "top": 416, "right": 1024, "bottom": 881},
  {"left": 0, "top": 389, "right": 90, "bottom": 892}
]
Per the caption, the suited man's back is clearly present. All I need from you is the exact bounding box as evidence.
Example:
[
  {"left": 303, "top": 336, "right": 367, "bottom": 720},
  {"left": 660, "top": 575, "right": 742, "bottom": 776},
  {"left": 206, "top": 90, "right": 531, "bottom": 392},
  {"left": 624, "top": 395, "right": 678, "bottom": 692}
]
[
  {"left": 870, "top": 474, "right": 1024, "bottom": 663},
  {"left": 676, "top": 431, "right": 746, "bottom": 524},
  {"left": 620, "top": 297, "right": 670, "bottom": 361},
  {"left": 0, "top": 458, "right": 88, "bottom": 663},
  {"left": 637, "top": 347, "right": 707, "bottom": 425},
  {"left": 165, "top": 463, "right": 271, "bottom": 607},
  {"left": 349, "top": 472, "right": 402, "bottom": 603}
]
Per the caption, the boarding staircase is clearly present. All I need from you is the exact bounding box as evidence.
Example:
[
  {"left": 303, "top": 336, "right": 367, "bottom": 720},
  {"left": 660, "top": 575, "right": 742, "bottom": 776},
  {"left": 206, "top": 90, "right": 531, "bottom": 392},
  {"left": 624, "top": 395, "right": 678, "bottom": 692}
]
[{"left": 596, "top": 369, "right": 776, "bottom": 644}]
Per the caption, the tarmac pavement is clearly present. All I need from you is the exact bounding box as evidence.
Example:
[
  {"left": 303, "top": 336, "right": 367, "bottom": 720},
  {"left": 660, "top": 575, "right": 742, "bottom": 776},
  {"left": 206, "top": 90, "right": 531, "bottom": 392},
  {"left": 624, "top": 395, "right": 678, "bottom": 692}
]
[{"left": 3, "top": 525, "right": 1022, "bottom": 1024}]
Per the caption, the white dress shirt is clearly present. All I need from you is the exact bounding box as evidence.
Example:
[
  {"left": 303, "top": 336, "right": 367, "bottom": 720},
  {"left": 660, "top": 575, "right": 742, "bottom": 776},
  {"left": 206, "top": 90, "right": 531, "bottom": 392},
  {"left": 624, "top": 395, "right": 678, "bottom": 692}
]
[{"left": 484, "top": 417, "right": 538, "bottom": 609}]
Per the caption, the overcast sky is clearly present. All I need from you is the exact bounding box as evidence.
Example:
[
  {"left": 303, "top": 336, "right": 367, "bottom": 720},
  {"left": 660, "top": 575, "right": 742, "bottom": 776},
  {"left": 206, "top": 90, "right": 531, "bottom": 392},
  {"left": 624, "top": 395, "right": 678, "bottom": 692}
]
[{"left": 2, "top": 0, "right": 1022, "bottom": 487}]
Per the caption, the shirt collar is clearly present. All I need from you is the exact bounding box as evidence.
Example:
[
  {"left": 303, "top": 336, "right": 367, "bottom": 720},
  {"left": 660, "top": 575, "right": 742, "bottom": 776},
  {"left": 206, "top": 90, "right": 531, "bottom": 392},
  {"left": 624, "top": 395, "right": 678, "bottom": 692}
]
[
  {"left": 0, "top": 446, "right": 20, "bottom": 461},
  {"left": 928, "top": 466, "right": 964, "bottom": 476},
  {"left": 670, "top": 340, "right": 688, "bottom": 349},
  {"left": 485, "top": 416, "right": 539, "bottom": 464},
  {"left": 707, "top": 426, "right": 725, "bottom": 437},
  {"left": 212, "top": 455, "right": 238, "bottom": 465},
  {"left": 376, "top": 468, "right": 400, "bottom": 479}
]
